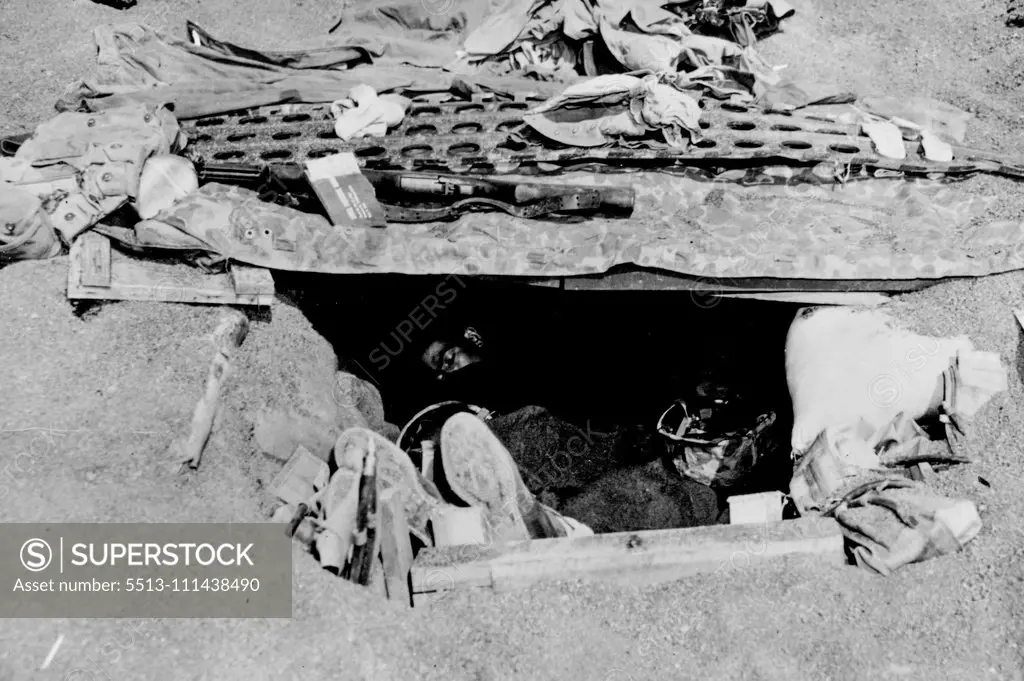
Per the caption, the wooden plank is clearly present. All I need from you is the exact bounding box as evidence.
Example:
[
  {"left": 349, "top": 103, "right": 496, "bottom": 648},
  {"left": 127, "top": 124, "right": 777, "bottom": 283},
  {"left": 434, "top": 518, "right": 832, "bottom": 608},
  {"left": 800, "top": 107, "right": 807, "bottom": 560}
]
[
  {"left": 78, "top": 232, "right": 112, "bottom": 287},
  {"left": 560, "top": 269, "right": 941, "bottom": 293},
  {"left": 230, "top": 263, "right": 275, "bottom": 295},
  {"left": 410, "top": 551, "right": 494, "bottom": 607},
  {"left": 714, "top": 292, "right": 890, "bottom": 306},
  {"left": 368, "top": 553, "right": 388, "bottom": 598},
  {"left": 67, "top": 233, "right": 86, "bottom": 296},
  {"left": 379, "top": 488, "right": 413, "bottom": 606},
  {"left": 67, "top": 236, "right": 273, "bottom": 306},
  {"left": 479, "top": 269, "right": 942, "bottom": 294},
  {"left": 411, "top": 517, "right": 845, "bottom": 598}
]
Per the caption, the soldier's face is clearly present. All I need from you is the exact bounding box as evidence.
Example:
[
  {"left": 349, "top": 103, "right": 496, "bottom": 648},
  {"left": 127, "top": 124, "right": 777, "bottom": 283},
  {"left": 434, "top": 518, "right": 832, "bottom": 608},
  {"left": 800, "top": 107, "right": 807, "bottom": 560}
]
[{"left": 422, "top": 341, "right": 480, "bottom": 379}]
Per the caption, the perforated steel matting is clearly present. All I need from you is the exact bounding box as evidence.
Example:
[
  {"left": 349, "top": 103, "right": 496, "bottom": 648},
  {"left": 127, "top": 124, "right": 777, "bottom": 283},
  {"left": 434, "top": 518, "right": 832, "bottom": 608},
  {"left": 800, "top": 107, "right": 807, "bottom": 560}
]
[{"left": 180, "top": 96, "right": 1024, "bottom": 179}]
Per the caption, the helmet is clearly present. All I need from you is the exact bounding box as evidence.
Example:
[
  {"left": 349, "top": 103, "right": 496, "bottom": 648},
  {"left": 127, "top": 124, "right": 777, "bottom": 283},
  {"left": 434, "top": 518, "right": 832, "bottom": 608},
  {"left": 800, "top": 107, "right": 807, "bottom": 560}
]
[{"left": 656, "top": 384, "right": 777, "bottom": 490}]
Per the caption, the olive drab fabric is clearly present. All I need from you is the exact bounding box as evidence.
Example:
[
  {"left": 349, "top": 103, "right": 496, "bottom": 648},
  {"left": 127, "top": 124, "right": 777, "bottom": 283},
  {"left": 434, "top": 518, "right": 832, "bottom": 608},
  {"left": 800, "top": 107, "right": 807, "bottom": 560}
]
[
  {"left": 59, "top": 0, "right": 800, "bottom": 119},
  {"left": 1, "top": 104, "right": 181, "bottom": 246},
  {"left": 57, "top": 21, "right": 572, "bottom": 120},
  {"left": 830, "top": 478, "right": 982, "bottom": 576}
]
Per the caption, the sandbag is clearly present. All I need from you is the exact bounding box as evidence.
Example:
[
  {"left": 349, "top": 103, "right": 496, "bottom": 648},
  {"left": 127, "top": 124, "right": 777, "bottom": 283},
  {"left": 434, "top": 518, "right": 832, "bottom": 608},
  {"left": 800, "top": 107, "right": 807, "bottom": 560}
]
[{"left": 785, "top": 306, "right": 974, "bottom": 453}]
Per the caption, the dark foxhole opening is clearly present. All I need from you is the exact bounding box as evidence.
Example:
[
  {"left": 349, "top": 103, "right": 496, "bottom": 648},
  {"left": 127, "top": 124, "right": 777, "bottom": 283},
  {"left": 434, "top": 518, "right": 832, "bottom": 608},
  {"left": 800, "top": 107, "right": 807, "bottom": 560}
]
[{"left": 278, "top": 273, "right": 799, "bottom": 535}]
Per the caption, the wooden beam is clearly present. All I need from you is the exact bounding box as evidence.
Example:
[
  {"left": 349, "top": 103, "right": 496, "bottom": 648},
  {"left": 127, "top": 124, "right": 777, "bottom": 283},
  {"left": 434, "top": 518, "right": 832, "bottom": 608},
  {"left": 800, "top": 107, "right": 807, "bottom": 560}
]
[
  {"left": 67, "top": 232, "right": 274, "bottom": 306},
  {"left": 558, "top": 269, "right": 941, "bottom": 293},
  {"left": 410, "top": 517, "right": 845, "bottom": 602},
  {"left": 479, "top": 266, "right": 945, "bottom": 294},
  {"left": 714, "top": 292, "right": 890, "bottom": 306}
]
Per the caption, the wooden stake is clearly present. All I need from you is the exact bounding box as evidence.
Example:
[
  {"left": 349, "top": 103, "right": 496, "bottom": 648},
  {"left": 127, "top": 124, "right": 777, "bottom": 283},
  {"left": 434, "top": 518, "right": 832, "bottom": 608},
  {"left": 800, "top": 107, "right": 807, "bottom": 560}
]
[
  {"left": 379, "top": 488, "right": 413, "bottom": 606},
  {"left": 177, "top": 312, "right": 249, "bottom": 471}
]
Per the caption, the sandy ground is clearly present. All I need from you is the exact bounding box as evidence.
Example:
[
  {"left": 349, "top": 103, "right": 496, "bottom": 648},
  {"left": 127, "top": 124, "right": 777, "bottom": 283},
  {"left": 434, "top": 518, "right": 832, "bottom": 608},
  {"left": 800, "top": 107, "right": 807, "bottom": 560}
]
[{"left": 2, "top": 0, "right": 1024, "bottom": 679}]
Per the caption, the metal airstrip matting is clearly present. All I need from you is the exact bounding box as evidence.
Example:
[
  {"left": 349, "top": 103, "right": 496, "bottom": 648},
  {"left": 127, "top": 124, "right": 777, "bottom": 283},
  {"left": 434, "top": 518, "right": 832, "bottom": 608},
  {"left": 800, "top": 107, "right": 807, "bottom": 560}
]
[{"left": 180, "top": 96, "right": 1024, "bottom": 179}]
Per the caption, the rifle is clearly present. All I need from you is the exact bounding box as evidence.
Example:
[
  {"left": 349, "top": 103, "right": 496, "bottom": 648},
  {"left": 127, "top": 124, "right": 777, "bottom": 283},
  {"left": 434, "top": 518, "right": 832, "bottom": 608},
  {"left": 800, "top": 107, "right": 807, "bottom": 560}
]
[{"left": 193, "top": 160, "right": 635, "bottom": 222}]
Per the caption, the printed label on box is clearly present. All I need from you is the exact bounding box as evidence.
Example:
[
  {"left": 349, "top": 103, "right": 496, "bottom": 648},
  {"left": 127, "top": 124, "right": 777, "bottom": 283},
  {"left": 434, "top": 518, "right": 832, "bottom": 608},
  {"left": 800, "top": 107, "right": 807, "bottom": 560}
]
[{"left": 304, "top": 153, "right": 386, "bottom": 229}]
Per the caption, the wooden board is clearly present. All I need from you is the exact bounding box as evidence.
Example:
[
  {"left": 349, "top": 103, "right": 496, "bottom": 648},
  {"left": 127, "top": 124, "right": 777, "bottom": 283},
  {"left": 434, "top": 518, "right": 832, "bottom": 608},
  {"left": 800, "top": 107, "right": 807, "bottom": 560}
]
[
  {"left": 480, "top": 266, "right": 942, "bottom": 294},
  {"left": 410, "top": 517, "right": 845, "bottom": 603},
  {"left": 715, "top": 292, "right": 891, "bottom": 306},
  {"left": 68, "top": 232, "right": 274, "bottom": 306},
  {"left": 379, "top": 488, "right": 413, "bottom": 607},
  {"left": 231, "top": 263, "right": 276, "bottom": 295},
  {"left": 79, "top": 232, "right": 112, "bottom": 287},
  {"left": 368, "top": 553, "right": 388, "bottom": 598}
]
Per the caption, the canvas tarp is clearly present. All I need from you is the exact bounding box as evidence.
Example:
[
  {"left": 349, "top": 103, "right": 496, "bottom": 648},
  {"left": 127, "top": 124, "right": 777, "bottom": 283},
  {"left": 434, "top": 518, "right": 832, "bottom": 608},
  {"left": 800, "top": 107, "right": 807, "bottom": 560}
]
[{"left": 142, "top": 168, "right": 1024, "bottom": 280}]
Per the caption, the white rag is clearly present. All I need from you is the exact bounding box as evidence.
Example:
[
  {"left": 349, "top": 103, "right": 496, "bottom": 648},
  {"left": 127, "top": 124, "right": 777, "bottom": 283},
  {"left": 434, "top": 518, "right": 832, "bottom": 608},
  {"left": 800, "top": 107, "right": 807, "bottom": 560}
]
[{"left": 332, "top": 85, "right": 409, "bottom": 141}]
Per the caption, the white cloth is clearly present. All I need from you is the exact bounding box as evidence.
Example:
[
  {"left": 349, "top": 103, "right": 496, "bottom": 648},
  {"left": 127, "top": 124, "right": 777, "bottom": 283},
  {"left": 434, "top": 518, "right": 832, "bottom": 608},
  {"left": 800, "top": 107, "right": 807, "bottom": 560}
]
[
  {"left": 921, "top": 130, "right": 953, "bottom": 162},
  {"left": 862, "top": 120, "right": 907, "bottom": 160},
  {"left": 331, "top": 85, "right": 409, "bottom": 141}
]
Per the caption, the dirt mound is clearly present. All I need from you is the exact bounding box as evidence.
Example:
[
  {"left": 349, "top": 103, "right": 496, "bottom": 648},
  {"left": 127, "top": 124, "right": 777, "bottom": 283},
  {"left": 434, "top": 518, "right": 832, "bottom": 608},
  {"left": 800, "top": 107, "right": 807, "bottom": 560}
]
[
  {"left": 0, "top": 256, "right": 344, "bottom": 524},
  {"left": 0, "top": 256, "right": 417, "bottom": 680}
]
